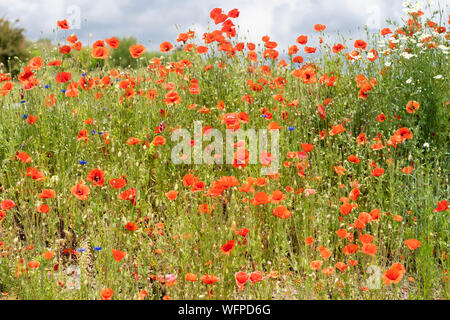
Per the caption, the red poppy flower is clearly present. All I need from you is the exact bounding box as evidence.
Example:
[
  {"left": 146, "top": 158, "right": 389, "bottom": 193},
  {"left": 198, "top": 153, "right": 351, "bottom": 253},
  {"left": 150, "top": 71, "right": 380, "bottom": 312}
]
[
  {"left": 201, "top": 274, "right": 219, "bottom": 285},
  {"left": 220, "top": 240, "right": 236, "bottom": 255},
  {"left": 343, "top": 244, "right": 359, "bottom": 255},
  {"left": 160, "top": 41, "right": 173, "bottom": 53},
  {"left": 296, "top": 35, "right": 308, "bottom": 45},
  {"left": 185, "top": 273, "right": 198, "bottom": 281},
  {"left": 404, "top": 239, "right": 421, "bottom": 250},
  {"left": 91, "top": 47, "right": 109, "bottom": 60},
  {"left": 152, "top": 136, "right": 166, "bottom": 146},
  {"left": 37, "top": 204, "right": 50, "bottom": 213},
  {"left": 371, "top": 168, "right": 385, "bottom": 177},
  {"left": 354, "top": 39, "right": 368, "bottom": 50},
  {"left": 101, "top": 288, "right": 114, "bottom": 300},
  {"left": 25, "top": 167, "right": 46, "bottom": 181},
  {"left": 28, "top": 57, "right": 44, "bottom": 70},
  {"left": 112, "top": 249, "right": 127, "bottom": 261},
  {"left": 310, "top": 260, "right": 323, "bottom": 270},
  {"left": 16, "top": 152, "right": 32, "bottom": 163},
  {"left": 105, "top": 37, "right": 120, "bottom": 49},
  {"left": 360, "top": 243, "right": 378, "bottom": 256},
  {"left": 126, "top": 137, "right": 141, "bottom": 145},
  {"left": 250, "top": 271, "right": 264, "bottom": 283},
  {"left": 165, "top": 190, "right": 178, "bottom": 201},
  {"left": 43, "top": 251, "right": 55, "bottom": 260},
  {"left": 235, "top": 272, "right": 249, "bottom": 288},
  {"left": 87, "top": 169, "right": 105, "bottom": 187},
  {"left": 301, "top": 143, "right": 315, "bottom": 153},
  {"left": 129, "top": 44, "right": 146, "bottom": 58},
  {"left": 39, "top": 189, "right": 56, "bottom": 199},
  {"left": 314, "top": 24, "right": 326, "bottom": 32},
  {"left": 118, "top": 188, "right": 137, "bottom": 202},
  {"left": 252, "top": 192, "right": 270, "bottom": 205},
  {"left": 125, "top": 222, "right": 138, "bottom": 232},
  {"left": 55, "top": 72, "right": 72, "bottom": 83},
  {"left": 272, "top": 205, "right": 292, "bottom": 219},
  {"left": 71, "top": 181, "right": 90, "bottom": 200},
  {"left": 28, "top": 261, "right": 40, "bottom": 269},
  {"left": 434, "top": 200, "right": 448, "bottom": 212},
  {"left": 406, "top": 101, "right": 420, "bottom": 114},
  {"left": 57, "top": 19, "right": 69, "bottom": 29},
  {"left": 109, "top": 176, "right": 127, "bottom": 189},
  {"left": 1, "top": 199, "right": 16, "bottom": 210},
  {"left": 332, "top": 43, "right": 344, "bottom": 53},
  {"left": 59, "top": 45, "right": 71, "bottom": 54},
  {"left": 383, "top": 263, "right": 406, "bottom": 285}
]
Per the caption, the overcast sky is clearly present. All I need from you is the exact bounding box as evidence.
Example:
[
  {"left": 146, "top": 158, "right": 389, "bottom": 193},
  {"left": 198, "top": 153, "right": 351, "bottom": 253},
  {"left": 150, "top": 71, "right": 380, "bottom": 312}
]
[{"left": 0, "top": 0, "right": 448, "bottom": 51}]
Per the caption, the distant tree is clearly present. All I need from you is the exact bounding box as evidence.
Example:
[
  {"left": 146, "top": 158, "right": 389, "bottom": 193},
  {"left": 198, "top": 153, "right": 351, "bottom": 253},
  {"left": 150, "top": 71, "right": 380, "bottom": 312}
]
[
  {"left": 27, "top": 38, "right": 53, "bottom": 57},
  {"left": 0, "top": 18, "right": 28, "bottom": 75},
  {"left": 110, "top": 37, "right": 160, "bottom": 69}
]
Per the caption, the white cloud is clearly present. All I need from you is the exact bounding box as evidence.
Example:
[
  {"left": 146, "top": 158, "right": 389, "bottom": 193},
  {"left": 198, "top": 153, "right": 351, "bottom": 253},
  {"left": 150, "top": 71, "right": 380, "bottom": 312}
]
[{"left": 0, "top": 0, "right": 446, "bottom": 51}]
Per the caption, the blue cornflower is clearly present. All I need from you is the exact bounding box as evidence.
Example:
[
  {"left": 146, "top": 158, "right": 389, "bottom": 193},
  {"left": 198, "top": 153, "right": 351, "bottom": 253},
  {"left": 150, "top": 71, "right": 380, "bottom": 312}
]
[
  {"left": 20, "top": 100, "right": 26, "bottom": 104},
  {"left": 288, "top": 126, "right": 295, "bottom": 131},
  {"left": 45, "top": 85, "right": 51, "bottom": 89},
  {"left": 93, "top": 247, "right": 102, "bottom": 251},
  {"left": 77, "top": 248, "right": 86, "bottom": 253},
  {"left": 61, "top": 89, "right": 66, "bottom": 93},
  {"left": 91, "top": 129, "right": 96, "bottom": 135},
  {"left": 22, "top": 114, "right": 28, "bottom": 119},
  {"left": 98, "top": 131, "right": 103, "bottom": 135},
  {"left": 79, "top": 160, "right": 87, "bottom": 165}
]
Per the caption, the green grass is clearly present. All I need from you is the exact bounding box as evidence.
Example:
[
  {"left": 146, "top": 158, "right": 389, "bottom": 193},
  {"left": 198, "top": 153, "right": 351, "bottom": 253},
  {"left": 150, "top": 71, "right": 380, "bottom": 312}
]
[{"left": 0, "top": 3, "right": 448, "bottom": 300}]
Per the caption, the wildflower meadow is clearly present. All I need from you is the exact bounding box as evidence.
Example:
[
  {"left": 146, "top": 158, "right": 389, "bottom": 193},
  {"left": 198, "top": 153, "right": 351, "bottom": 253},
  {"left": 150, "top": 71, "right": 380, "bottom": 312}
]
[{"left": 0, "top": 1, "right": 448, "bottom": 301}]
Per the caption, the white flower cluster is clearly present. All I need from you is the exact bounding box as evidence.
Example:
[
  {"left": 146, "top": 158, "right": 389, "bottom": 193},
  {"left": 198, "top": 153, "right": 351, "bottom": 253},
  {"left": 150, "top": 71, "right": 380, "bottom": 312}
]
[
  {"left": 402, "top": 0, "right": 424, "bottom": 13},
  {"left": 400, "top": 52, "right": 417, "bottom": 59},
  {"left": 367, "top": 51, "right": 376, "bottom": 60},
  {"left": 438, "top": 45, "right": 449, "bottom": 55}
]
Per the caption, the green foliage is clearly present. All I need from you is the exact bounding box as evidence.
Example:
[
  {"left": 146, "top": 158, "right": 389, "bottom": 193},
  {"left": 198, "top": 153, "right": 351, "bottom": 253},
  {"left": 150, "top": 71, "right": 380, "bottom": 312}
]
[
  {"left": 109, "top": 37, "right": 160, "bottom": 69},
  {"left": 0, "top": 2, "right": 448, "bottom": 301},
  {"left": 26, "top": 38, "right": 53, "bottom": 59},
  {"left": 0, "top": 18, "right": 28, "bottom": 75}
]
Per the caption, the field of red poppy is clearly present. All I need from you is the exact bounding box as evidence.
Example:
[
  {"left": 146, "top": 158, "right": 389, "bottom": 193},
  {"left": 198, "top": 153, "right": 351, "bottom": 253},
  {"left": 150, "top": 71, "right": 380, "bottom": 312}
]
[{"left": 0, "top": 4, "right": 449, "bottom": 300}]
